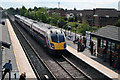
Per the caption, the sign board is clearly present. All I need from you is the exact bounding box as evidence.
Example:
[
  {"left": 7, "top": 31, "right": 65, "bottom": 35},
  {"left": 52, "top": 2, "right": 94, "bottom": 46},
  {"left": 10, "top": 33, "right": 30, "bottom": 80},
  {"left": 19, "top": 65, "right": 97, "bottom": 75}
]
[
  {"left": 11, "top": 71, "right": 19, "bottom": 79},
  {"left": 85, "top": 31, "right": 91, "bottom": 41}
]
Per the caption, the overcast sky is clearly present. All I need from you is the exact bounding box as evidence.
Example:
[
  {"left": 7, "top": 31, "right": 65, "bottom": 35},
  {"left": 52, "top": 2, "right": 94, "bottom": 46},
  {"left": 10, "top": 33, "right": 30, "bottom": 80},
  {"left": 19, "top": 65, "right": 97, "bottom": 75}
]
[{"left": 0, "top": 0, "right": 120, "bottom": 10}]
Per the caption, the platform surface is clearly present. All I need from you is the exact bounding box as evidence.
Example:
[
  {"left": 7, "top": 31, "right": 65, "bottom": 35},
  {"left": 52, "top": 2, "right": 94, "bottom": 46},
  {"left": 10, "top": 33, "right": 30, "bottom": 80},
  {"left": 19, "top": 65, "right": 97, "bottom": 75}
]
[
  {"left": 66, "top": 45, "right": 119, "bottom": 79},
  {"left": 6, "top": 19, "right": 36, "bottom": 79},
  {"left": 0, "top": 19, "right": 19, "bottom": 79}
]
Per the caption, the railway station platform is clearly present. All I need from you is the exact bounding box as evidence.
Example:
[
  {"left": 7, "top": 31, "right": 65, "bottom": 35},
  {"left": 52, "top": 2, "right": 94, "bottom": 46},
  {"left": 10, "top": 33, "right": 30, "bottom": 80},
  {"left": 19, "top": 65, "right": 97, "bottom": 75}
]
[
  {"left": 66, "top": 45, "right": 119, "bottom": 80},
  {"left": 0, "top": 19, "right": 19, "bottom": 79},
  {"left": 0, "top": 19, "right": 36, "bottom": 79}
]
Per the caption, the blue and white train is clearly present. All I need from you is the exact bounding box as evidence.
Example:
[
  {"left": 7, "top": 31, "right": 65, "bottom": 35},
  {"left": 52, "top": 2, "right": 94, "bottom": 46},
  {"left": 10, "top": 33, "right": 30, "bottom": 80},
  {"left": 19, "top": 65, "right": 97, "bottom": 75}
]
[{"left": 15, "top": 15, "right": 66, "bottom": 54}]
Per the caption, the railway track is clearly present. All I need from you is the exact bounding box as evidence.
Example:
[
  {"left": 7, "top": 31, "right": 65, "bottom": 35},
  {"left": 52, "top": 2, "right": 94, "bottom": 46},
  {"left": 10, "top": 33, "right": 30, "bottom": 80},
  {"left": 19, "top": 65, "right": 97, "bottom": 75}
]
[
  {"left": 54, "top": 55, "right": 91, "bottom": 80},
  {"left": 8, "top": 14, "right": 90, "bottom": 80},
  {"left": 8, "top": 14, "right": 56, "bottom": 80},
  {"left": 7, "top": 13, "right": 111, "bottom": 80}
]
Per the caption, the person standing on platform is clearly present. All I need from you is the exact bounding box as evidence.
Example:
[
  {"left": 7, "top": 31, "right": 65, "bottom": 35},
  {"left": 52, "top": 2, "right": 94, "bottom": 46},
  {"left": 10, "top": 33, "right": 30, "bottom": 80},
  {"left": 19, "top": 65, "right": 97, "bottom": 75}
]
[
  {"left": 103, "top": 46, "right": 107, "bottom": 62},
  {"left": 19, "top": 72, "right": 26, "bottom": 80},
  {"left": 90, "top": 40, "right": 94, "bottom": 55},
  {"left": 77, "top": 38, "right": 80, "bottom": 52},
  {"left": 80, "top": 36, "right": 82, "bottom": 44},
  {"left": 83, "top": 36, "right": 87, "bottom": 48},
  {"left": 2, "top": 60, "right": 12, "bottom": 80}
]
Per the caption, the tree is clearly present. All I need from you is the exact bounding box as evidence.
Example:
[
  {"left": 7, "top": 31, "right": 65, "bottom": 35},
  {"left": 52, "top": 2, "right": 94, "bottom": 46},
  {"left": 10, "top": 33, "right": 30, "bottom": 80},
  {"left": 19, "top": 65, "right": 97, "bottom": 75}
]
[
  {"left": 50, "top": 13, "right": 61, "bottom": 26},
  {"left": 114, "top": 19, "right": 120, "bottom": 27},
  {"left": 37, "top": 8, "right": 49, "bottom": 23},
  {"left": 28, "top": 8, "right": 32, "bottom": 11},
  {"left": 68, "top": 17, "right": 74, "bottom": 22},
  {"left": 34, "top": 6, "right": 38, "bottom": 11},
  {"left": 7, "top": 7, "right": 15, "bottom": 14},
  {"left": 77, "top": 21, "right": 90, "bottom": 35},
  {"left": 20, "top": 6, "right": 27, "bottom": 16},
  {"left": 74, "top": 8, "right": 76, "bottom": 11}
]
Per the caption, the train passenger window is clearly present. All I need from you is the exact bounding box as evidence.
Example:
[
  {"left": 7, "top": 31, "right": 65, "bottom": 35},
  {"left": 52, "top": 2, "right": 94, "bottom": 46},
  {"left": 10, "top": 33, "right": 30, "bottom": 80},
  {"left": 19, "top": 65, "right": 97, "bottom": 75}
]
[
  {"left": 51, "top": 35, "right": 58, "bottom": 43},
  {"left": 59, "top": 35, "right": 65, "bottom": 43}
]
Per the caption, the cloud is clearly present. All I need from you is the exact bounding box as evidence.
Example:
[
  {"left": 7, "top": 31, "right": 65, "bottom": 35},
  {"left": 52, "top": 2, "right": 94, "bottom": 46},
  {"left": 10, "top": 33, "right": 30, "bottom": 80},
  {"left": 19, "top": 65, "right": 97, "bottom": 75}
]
[{"left": 0, "top": 0, "right": 119, "bottom": 10}]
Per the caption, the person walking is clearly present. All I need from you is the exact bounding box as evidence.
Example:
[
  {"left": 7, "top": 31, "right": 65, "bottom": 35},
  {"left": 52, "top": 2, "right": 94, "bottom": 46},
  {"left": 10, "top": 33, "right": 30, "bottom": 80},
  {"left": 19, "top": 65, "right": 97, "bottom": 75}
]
[
  {"left": 2, "top": 60, "right": 12, "bottom": 80},
  {"left": 83, "top": 36, "right": 87, "bottom": 48}
]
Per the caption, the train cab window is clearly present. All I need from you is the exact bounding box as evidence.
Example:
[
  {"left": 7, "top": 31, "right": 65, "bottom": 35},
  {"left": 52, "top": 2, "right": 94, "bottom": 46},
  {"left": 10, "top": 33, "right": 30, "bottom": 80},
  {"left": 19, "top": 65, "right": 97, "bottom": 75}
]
[
  {"left": 59, "top": 35, "right": 65, "bottom": 43},
  {"left": 51, "top": 35, "right": 58, "bottom": 43}
]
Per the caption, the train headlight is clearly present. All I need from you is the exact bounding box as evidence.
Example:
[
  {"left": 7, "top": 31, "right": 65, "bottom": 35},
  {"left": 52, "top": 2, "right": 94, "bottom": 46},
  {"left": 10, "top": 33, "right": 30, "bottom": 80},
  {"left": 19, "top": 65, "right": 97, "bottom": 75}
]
[
  {"left": 50, "top": 43, "right": 54, "bottom": 49},
  {"left": 64, "top": 43, "right": 66, "bottom": 48}
]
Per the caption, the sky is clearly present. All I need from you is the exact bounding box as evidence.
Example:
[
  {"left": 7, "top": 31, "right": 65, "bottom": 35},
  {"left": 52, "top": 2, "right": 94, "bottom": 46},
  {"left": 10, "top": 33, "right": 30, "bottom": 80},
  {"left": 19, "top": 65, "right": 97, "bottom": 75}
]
[{"left": 0, "top": 0, "right": 120, "bottom": 10}]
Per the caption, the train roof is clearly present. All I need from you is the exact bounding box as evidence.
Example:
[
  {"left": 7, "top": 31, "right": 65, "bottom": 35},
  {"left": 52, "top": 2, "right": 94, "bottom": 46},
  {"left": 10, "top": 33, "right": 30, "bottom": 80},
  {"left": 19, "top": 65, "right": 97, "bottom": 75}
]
[{"left": 15, "top": 15, "right": 62, "bottom": 35}]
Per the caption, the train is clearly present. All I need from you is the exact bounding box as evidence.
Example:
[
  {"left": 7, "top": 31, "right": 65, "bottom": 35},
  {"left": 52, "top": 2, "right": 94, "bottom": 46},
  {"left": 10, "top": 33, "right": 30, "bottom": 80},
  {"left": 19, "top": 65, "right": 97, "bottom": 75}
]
[{"left": 15, "top": 15, "right": 66, "bottom": 54}]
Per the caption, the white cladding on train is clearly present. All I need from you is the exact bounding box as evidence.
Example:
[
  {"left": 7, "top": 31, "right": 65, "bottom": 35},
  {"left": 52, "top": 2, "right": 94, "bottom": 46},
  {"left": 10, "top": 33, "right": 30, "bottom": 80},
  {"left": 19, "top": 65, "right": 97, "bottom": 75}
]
[{"left": 15, "top": 15, "right": 64, "bottom": 37}]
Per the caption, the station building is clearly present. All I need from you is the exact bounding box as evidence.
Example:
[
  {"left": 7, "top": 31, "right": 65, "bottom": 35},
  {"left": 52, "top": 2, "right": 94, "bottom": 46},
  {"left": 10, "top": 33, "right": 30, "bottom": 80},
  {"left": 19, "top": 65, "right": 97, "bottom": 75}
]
[{"left": 91, "top": 25, "right": 120, "bottom": 69}]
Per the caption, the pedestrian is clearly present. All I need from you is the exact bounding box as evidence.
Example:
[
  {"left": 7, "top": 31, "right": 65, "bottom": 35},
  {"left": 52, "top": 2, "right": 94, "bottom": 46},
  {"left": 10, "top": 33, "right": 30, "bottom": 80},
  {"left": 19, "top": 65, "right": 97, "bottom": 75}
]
[
  {"left": 2, "top": 60, "right": 12, "bottom": 80},
  {"left": 83, "top": 36, "right": 87, "bottom": 48},
  {"left": 90, "top": 40, "right": 94, "bottom": 55},
  {"left": 19, "top": 72, "right": 26, "bottom": 80},
  {"left": 79, "top": 36, "right": 82, "bottom": 44},
  {"left": 103, "top": 46, "right": 107, "bottom": 62},
  {"left": 77, "top": 38, "right": 80, "bottom": 52}
]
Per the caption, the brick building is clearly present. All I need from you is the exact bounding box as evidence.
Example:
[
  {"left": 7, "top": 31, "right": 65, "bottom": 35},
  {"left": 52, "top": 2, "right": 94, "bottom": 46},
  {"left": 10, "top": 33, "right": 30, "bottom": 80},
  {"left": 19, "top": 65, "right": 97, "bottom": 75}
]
[{"left": 93, "top": 8, "right": 118, "bottom": 27}]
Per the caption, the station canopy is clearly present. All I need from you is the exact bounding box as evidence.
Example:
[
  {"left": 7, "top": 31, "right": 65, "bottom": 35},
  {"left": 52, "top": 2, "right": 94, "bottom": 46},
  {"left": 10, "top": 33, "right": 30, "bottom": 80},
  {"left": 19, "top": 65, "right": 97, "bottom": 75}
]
[{"left": 91, "top": 25, "right": 120, "bottom": 44}]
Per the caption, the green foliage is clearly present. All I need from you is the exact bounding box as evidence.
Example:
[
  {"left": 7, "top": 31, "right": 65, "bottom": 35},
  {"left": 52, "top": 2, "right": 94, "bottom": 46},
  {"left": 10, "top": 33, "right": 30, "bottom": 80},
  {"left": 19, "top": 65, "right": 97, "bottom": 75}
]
[
  {"left": 7, "top": 7, "right": 16, "bottom": 15},
  {"left": 67, "top": 21, "right": 90, "bottom": 35},
  {"left": 20, "top": 6, "right": 27, "bottom": 16},
  {"left": 68, "top": 17, "right": 74, "bottom": 22},
  {"left": 37, "top": 8, "right": 49, "bottom": 23},
  {"left": 77, "top": 22, "right": 90, "bottom": 35},
  {"left": 50, "top": 13, "right": 60, "bottom": 26},
  {"left": 114, "top": 19, "right": 120, "bottom": 27}
]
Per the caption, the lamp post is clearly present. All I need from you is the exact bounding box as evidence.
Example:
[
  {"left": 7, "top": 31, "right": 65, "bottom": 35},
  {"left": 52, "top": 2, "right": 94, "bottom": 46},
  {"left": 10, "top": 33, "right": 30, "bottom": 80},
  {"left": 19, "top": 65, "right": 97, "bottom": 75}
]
[
  {"left": 64, "top": 22, "right": 67, "bottom": 36},
  {"left": 74, "top": 16, "right": 77, "bottom": 40}
]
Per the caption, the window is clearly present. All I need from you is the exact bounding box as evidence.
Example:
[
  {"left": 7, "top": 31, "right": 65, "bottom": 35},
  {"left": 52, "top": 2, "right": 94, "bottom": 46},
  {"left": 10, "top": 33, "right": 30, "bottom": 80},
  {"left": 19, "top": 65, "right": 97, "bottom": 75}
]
[
  {"left": 100, "top": 39, "right": 104, "bottom": 48},
  {"left": 51, "top": 34, "right": 65, "bottom": 43},
  {"left": 100, "top": 39, "right": 107, "bottom": 49},
  {"left": 111, "top": 42, "right": 115, "bottom": 53},
  {"left": 51, "top": 35, "right": 58, "bottom": 43},
  {"left": 108, "top": 41, "right": 111, "bottom": 51},
  {"left": 59, "top": 35, "right": 65, "bottom": 43}
]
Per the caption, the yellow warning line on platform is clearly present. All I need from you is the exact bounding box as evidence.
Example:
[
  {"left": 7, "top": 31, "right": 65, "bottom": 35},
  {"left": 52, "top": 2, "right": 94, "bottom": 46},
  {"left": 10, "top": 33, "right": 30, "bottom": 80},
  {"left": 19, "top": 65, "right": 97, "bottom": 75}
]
[{"left": 6, "top": 19, "right": 21, "bottom": 75}]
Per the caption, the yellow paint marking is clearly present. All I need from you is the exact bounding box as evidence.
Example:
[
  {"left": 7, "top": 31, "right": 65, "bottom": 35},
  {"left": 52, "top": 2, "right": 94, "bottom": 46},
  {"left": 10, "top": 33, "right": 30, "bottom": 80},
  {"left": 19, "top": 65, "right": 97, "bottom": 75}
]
[{"left": 6, "top": 19, "right": 21, "bottom": 75}]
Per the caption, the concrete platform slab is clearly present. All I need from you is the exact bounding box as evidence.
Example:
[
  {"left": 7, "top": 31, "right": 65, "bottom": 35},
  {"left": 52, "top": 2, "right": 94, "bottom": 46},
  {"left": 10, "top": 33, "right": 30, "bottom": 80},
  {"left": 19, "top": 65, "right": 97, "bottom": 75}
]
[{"left": 67, "top": 45, "right": 119, "bottom": 79}]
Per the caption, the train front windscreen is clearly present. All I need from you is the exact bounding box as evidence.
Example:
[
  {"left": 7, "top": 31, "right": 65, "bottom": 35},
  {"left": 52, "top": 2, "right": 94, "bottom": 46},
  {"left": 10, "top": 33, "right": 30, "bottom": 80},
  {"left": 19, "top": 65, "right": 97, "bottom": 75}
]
[{"left": 51, "top": 34, "right": 65, "bottom": 43}]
